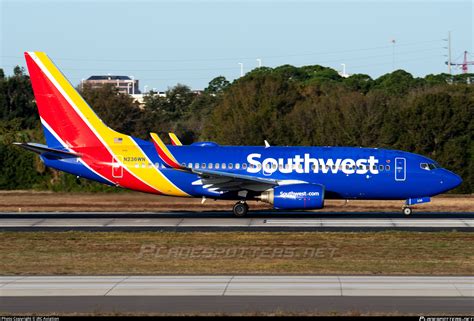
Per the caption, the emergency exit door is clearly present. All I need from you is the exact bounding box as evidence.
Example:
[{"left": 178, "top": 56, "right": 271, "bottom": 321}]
[
  {"left": 112, "top": 155, "right": 123, "bottom": 178},
  {"left": 395, "top": 157, "right": 406, "bottom": 181}
]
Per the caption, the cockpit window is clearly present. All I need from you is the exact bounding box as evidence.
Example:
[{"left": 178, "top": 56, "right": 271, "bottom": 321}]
[
  {"left": 421, "top": 162, "right": 441, "bottom": 171},
  {"left": 430, "top": 163, "right": 441, "bottom": 170}
]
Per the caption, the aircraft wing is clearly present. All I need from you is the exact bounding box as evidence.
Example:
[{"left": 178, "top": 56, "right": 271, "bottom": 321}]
[
  {"left": 13, "top": 142, "right": 81, "bottom": 159},
  {"left": 190, "top": 167, "right": 278, "bottom": 192}
]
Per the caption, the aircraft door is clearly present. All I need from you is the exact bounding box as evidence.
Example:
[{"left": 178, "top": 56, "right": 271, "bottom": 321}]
[
  {"left": 112, "top": 155, "right": 124, "bottom": 178},
  {"left": 395, "top": 157, "right": 406, "bottom": 181}
]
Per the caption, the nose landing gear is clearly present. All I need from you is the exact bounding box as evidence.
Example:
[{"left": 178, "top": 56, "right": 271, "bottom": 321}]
[
  {"left": 233, "top": 201, "right": 249, "bottom": 217},
  {"left": 403, "top": 197, "right": 430, "bottom": 216}
]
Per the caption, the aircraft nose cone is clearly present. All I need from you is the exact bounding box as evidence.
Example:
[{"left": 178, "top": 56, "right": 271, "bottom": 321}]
[{"left": 443, "top": 171, "right": 463, "bottom": 191}]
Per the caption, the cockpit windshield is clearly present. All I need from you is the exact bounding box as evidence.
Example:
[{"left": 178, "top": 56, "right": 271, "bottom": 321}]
[{"left": 420, "top": 162, "right": 441, "bottom": 170}]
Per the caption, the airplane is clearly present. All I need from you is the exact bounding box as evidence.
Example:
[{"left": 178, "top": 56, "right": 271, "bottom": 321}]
[{"left": 15, "top": 52, "right": 463, "bottom": 217}]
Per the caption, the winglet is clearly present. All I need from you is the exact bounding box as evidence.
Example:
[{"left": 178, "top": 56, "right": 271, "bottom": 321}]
[
  {"left": 169, "top": 133, "right": 183, "bottom": 146},
  {"left": 150, "top": 132, "right": 181, "bottom": 168}
]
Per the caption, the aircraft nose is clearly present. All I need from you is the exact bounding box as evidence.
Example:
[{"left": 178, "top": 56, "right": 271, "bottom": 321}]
[{"left": 442, "top": 171, "right": 463, "bottom": 191}]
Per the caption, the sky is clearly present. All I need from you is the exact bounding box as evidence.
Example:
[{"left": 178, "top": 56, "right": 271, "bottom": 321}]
[{"left": 1, "top": 0, "right": 473, "bottom": 91}]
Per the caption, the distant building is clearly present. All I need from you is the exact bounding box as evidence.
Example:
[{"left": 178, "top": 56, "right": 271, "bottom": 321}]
[
  {"left": 130, "top": 92, "right": 167, "bottom": 108},
  {"left": 130, "top": 94, "right": 145, "bottom": 106},
  {"left": 83, "top": 75, "right": 141, "bottom": 94}
]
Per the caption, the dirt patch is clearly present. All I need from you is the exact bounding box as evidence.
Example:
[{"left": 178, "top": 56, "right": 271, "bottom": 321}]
[{"left": 0, "top": 191, "right": 472, "bottom": 212}]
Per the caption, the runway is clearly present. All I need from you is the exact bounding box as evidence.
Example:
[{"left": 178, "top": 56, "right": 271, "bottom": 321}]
[
  {"left": 0, "top": 211, "right": 473, "bottom": 231},
  {"left": 1, "top": 276, "right": 473, "bottom": 314}
]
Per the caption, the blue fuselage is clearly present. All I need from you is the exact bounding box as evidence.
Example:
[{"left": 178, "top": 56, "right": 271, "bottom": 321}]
[{"left": 42, "top": 140, "right": 463, "bottom": 201}]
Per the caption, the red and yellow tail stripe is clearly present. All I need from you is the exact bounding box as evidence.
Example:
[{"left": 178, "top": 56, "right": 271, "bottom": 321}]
[
  {"left": 169, "top": 133, "right": 183, "bottom": 146},
  {"left": 25, "top": 52, "right": 188, "bottom": 196},
  {"left": 150, "top": 133, "right": 182, "bottom": 169}
]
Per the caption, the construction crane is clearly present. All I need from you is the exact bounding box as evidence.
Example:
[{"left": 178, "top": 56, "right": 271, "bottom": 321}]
[{"left": 447, "top": 51, "right": 474, "bottom": 74}]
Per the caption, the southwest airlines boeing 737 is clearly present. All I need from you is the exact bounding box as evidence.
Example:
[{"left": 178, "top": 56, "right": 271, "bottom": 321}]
[{"left": 15, "top": 52, "right": 462, "bottom": 216}]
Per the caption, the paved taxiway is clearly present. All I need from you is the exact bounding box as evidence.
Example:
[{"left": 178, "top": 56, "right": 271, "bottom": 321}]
[
  {"left": 1, "top": 211, "right": 473, "bottom": 231},
  {"left": 1, "top": 276, "right": 472, "bottom": 314}
]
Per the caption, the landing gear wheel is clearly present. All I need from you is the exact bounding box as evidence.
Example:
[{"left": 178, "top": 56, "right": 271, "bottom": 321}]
[
  {"left": 403, "top": 206, "right": 412, "bottom": 216},
  {"left": 233, "top": 201, "right": 248, "bottom": 217}
]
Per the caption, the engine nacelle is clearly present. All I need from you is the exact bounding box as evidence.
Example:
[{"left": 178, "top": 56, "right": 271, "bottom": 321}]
[{"left": 258, "top": 183, "right": 325, "bottom": 210}]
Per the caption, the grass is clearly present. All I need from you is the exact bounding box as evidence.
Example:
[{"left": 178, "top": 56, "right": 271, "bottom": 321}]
[{"left": 0, "top": 231, "right": 473, "bottom": 275}]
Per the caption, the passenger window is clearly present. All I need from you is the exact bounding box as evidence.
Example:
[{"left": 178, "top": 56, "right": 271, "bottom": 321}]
[
  {"left": 235, "top": 163, "right": 240, "bottom": 169},
  {"left": 141, "top": 163, "right": 145, "bottom": 168},
  {"left": 202, "top": 163, "right": 206, "bottom": 169},
  {"left": 215, "top": 163, "right": 220, "bottom": 169},
  {"left": 385, "top": 165, "right": 390, "bottom": 171},
  {"left": 228, "top": 163, "right": 233, "bottom": 169},
  {"left": 135, "top": 163, "right": 139, "bottom": 168},
  {"left": 208, "top": 163, "right": 213, "bottom": 169},
  {"left": 242, "top": 163, "right": 247, "bottom": 169},
  {"left": 379, "top": 165, "right": 384, "bottom": 171},
  {"left": 155, "top": 162, "right": 160, "bottom": 168},
  {"left": 195, "top": 163, "right": 200, "bottom": 169},
  {"left": 222, "top": 163, "right": 226, "bottom": 169},
  {"left": 188, "top": 163, "right": 193, "bottom": 168}
]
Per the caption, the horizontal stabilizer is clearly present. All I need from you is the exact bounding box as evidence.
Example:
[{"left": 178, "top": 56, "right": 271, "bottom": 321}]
[{"left": 13, "top": 142, "right": 81, "bottom": 159}]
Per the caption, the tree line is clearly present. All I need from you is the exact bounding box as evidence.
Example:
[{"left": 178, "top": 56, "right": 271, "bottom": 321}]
[{"left": 0, "top": 65, "right": 472, "bottom": 193}]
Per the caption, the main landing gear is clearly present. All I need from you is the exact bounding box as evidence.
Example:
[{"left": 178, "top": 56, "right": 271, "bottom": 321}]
[
  {"left": 233, "top": 201, "right": 249, "bottom": 217},
  {"left": 402, "top": 206, "right": 412, "bottom": 216}
]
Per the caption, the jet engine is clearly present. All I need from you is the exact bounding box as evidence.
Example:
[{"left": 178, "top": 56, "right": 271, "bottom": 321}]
[{"left": 258, "top": 183, "right": 325, "bottom": 210}]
